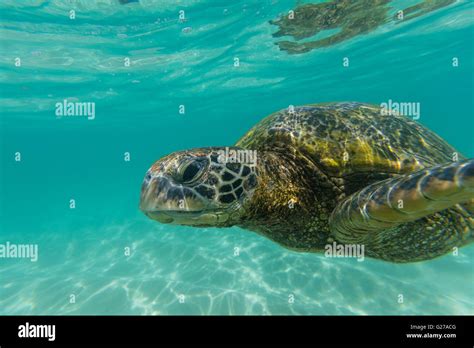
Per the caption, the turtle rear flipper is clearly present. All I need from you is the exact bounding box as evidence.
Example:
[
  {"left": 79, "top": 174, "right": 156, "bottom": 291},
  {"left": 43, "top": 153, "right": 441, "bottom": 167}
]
[{"left": 329, "top": 159, "right": 474, "bottom": 262}]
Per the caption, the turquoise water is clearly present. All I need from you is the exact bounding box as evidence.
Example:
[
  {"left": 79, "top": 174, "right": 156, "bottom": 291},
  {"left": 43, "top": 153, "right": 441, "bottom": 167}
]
[{"left": 0, "top": 0, "right": 473, "bottom": 315}]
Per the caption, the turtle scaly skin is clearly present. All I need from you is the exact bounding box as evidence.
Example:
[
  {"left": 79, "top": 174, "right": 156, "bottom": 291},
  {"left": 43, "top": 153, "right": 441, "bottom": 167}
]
[{"left": 140, "top": 102, "right": 474, "bottom": 263}]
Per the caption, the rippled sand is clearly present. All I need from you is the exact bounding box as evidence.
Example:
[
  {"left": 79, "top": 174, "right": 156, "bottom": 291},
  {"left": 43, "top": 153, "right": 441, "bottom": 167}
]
[{"left": 1, "top": 215, "right": 472, "bottom": 315}]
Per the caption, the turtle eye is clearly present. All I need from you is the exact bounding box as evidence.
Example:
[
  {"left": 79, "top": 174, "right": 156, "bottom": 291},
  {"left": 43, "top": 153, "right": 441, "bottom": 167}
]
[{"left": 177, "top": 158, "right": 208, "bottom": 184}]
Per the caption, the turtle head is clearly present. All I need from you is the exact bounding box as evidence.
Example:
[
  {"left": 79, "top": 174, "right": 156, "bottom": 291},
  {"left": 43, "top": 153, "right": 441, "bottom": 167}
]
[{"left": 140, "top": 147, "right": 258, "bottom": 227}]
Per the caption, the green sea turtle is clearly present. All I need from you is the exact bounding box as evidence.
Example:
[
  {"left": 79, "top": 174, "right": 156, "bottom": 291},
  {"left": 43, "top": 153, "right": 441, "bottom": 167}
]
[{"left": 140, "top": 102, "right": 474, "bottom": 263}]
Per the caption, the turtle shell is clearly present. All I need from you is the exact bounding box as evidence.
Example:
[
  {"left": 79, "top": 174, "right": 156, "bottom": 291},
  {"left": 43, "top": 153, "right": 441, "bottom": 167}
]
[{"left": 235, "top": 102, "right": 462, "bottom": 184}]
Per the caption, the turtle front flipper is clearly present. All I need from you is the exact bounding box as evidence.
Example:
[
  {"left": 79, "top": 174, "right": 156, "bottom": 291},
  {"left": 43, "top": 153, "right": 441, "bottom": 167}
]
[{"left": 329, "top": 159, "right": 474, "bottom": 262}]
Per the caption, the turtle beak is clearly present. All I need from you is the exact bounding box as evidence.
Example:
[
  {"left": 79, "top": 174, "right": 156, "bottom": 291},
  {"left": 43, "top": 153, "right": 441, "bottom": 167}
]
[
  {"left": 139, "top": 173, "right": 209, "bottom": 225},
  {"left": 143, "top": 210, "right": 175, "bottom": 224}
]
